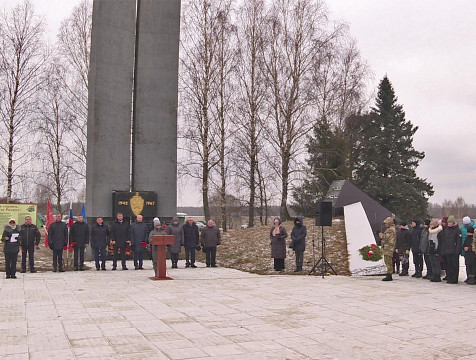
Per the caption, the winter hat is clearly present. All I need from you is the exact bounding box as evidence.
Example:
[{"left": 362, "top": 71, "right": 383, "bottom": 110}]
[
  {"left": 430, "top": 220, "right": 439, "bottom": 228},
  {"left": 399, "top": 221, "right": 407, "bottom": 226},
  {"left": 8, "top": 218, "right": 16, "bottom": 224},
  {"left": 424, "top": 219, "right": 431, "bottom": 226},
  {"left": 153, "top": 217, "right": 161, "bottom": 226},
  {"left": 447, "top": 215, "right": 456, "bottom": 224},
  {"left": 463, "top": 216, "right": 471, "bottom": 225},
  {"left": 383, "top": 217, "right": 394, "bottom": 226}
]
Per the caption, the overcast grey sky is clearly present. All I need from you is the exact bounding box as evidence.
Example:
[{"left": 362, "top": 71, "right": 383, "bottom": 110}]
[{"left": 3, "top": 0, "right": 475, "bottom": 205}]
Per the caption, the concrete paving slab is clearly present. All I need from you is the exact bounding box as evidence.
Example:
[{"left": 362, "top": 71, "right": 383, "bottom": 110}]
[{"left": 0, "top": 260, "right": 475, "bottom": 359}]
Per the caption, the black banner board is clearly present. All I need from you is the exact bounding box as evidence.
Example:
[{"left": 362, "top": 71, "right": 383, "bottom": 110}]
[{"left": 112, "top": 191, "right": 158, "bottom": 218}]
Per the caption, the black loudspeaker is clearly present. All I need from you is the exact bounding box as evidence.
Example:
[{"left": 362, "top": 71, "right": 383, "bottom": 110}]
[{"left": 316, "top": 201, "right": 332, "bottom": 226}]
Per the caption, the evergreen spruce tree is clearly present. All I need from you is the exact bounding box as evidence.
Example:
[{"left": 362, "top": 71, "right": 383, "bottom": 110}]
[
  {"left": 354, "top": 76, "right": 433, "bottom": 220},
  {"left": 291, "top": 118, "right": 350, "bottom": 217}
]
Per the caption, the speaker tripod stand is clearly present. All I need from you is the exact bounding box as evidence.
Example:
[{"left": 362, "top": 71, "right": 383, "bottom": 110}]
[{"left": 309, "top": 225, "right": 337, "bottom": 278}]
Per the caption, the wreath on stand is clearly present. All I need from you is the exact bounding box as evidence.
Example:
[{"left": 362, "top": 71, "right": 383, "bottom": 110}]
[{"left": 358, "top": 244, "right": 383, "bottom": 262}]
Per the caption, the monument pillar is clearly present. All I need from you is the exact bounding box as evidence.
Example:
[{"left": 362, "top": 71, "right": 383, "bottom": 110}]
[
  {"left": 86, "top": 0, "right": 137, "bottom": 218},
  {"left": 86, "top": 0, "right": 181, "bottom": 219},
  {"left": 134, "top": 0, "right": 180, "bottom": 218}
]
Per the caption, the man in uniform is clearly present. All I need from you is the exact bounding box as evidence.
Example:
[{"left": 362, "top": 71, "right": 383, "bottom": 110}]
[
  {"left": 379, "top": 217, "right": 397, "bottom": 281},
  {"left": 19, "top": 216, "right": 41, "bottom": 273}
]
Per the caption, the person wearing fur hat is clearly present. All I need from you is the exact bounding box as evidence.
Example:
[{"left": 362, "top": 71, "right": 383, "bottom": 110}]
[
  {"left": 411, "top": 219, "right": 423, "bottom": 278},
  {"left": 149, "top": 217, "right": 166, "bottom": 277},
  {"left": 166, "top": 216, "right": 184, "bottom": 268},
  {"left": 395, "top": 222, "right": 411, "bottom": 276},
  {"left": 461, "top": 216, "right": 475, "bottom": 282},
  {"left": 2, "top": 219, "right": 20, "bottom": 278},
  {"left": 441, "top": 215, "right": 462, "bottom": 284},
  {"left": 379, "top": 217, "right": 397, "bottom": 281},
  {"left": 428, "top": 220, "right": 443, "bottom": 282}
]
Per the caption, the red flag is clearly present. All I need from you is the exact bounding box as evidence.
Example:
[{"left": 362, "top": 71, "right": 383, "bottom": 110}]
[{"left": 44, "top": 199, "right": 54, "bottom": 248}]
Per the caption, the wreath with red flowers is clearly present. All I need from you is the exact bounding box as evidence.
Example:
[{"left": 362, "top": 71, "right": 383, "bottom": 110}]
[{"left": 358, "top": 244, "right": 383, "bottom": 262}]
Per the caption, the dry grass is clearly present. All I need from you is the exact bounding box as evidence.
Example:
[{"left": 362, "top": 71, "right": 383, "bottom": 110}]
[{"left": 198, "top": 217, "right": 350, "bottom": 276}]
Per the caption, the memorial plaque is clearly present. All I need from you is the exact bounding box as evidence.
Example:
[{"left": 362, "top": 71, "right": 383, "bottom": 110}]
[{"left": 112, "top": 191, "right": 157, "bottom": 217}]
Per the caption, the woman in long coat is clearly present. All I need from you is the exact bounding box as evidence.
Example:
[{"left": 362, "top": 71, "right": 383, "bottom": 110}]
[
  {"left": 270, "top": 217, "right": 287, "bottom": 271},
  {"left": 166, "top": 216, "right": 184, "bottom": 268}
]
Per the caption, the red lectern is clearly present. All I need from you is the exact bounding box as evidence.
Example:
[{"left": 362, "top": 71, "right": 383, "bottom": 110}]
[{"left": 150, "top": 235, "right": 175, "bottom": 280}]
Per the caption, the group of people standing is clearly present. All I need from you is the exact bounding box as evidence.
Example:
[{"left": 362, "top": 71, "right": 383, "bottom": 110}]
[
  {"left": 2, "top": 216, "right": 41, "bottom": 278},
  {"left": 380, "top": 215, "right": 475, "bottom": 284},
  {"left": 270, "top": 217, "right": 307, "bottom": 272},
  {"left": 2, "top": 213, "right": 222, "bottom": 278}
]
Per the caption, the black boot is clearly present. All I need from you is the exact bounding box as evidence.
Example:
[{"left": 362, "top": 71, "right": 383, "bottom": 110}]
[
  {"left": 467, "top": 275, "right": 476, "bottom": 285},
  {"left": 382, "top": 274, "right": 393, "bottom": 281}
]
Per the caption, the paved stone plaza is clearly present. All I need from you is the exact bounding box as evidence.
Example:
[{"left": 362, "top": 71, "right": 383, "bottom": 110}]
[{"left": 0, "top": 261, "right": 475, "bottom": 360}]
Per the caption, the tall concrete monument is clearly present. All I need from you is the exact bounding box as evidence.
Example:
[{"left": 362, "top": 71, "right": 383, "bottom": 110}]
[{"left": 86, "top": 0, "right": 181, "bottom": 219}]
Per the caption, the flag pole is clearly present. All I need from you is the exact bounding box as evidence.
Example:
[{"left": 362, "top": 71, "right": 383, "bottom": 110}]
[{"left": 66, "top": 201, "right": 73, "bottom": 270}]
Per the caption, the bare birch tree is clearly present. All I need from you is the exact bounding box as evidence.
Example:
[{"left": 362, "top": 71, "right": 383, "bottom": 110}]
[
  {"left": 180, "top": 0, "right": 230, "bottom": 221},
  {"left": 261, "top": 0, "right": 331, "bottom": 220},
  {"left": 0, "top": 0, "right": 47, "bottom": 202},
  {"left": 211, "top": 3, "right": 236, "bottom": 231},
  {"left": 56, "top": 0, "right": 92, "bottom": 179},
  {"left": 233, "top": 0, "right": 267, "bottom": 227},
  {"left": 36, "top": 61, "right": 75, "bottom": 213}
]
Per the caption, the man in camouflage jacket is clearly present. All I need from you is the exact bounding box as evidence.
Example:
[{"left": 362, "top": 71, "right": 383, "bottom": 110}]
[{"left": 379, "top": 217, "right": 397, "bottom": 281}]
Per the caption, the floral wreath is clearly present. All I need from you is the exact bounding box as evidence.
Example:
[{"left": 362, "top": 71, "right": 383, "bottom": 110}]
[{"left": 358, "top": 244, "right": 383, "bottom": 262}]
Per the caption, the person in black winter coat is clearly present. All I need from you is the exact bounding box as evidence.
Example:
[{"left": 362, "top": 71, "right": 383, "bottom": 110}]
[
  {"left": 90, "top": 217, "right": 110, "bottom": 271},
  {"left": 441, "top": 215, "right": 462, "bottom": 284},
  {"left": 2, "top": 219, "right": 20, "bottom": 278},
  {"left": 110, "top": 213, "right": 131, "bottom": 270},
  {"left": 462, "top": 224, "right": 475, "bottom": 285},
  {"left": 411, "top": 219, "right": 423, "bottom": 278},
  {"left": 130, "top": 215, "right": 148, "bottom": 270},
  {"left": 48, "top": 214, "right": 68, "bottom": 272},
  {"left": 18, "top": 215, "right": 41, "bottom": 273},
  {"left": 69, "top": 215, "right": 89, "bottom": 271},
  {"left": 395, "top": 222, "right": 411, "bottom": 276},
  {"left": 291, "top": 217, "right": 306, "bottom": 272},
  {"left": 183, "top": 217, "right": 199, "bottom": 268}
]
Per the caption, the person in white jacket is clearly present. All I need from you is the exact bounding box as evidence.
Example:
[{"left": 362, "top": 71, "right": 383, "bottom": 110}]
[{"left": 428, "top": 220, "right": 443, "bottom": 282}]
